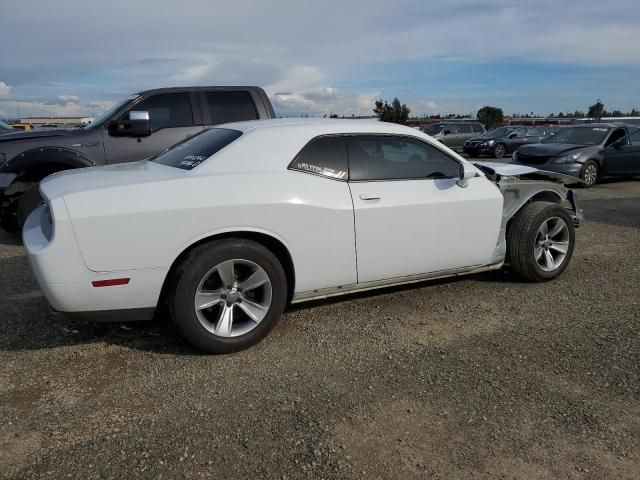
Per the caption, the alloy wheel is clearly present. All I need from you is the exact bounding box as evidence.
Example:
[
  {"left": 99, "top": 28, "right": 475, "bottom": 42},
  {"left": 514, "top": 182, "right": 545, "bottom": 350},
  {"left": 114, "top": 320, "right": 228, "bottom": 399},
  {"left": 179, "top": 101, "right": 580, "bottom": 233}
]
[
  {"left": 194, "top": 259, "right": 272, "bottom": 337},
  {"left": 494, "top": 144, "right": 506, "bottom": 159},
  {"left": 534, "top": 217, "right": 570, "bottom": 272},
  {"left": 583, "top": 163, "right": 598, "bottom": 186}
]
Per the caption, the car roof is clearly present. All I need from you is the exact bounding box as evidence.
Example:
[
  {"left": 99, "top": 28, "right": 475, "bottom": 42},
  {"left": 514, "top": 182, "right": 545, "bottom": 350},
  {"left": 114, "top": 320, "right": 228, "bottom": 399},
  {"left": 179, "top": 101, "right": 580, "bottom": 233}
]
[
  {"left": 135, "top": 86, "right": 265, "bottom": 95},
  {"left": 216, "top": 117, "right": 403, "bottom": 134},
  {"left": 571, "top": 123, "right": 618, "bottom": 129}
]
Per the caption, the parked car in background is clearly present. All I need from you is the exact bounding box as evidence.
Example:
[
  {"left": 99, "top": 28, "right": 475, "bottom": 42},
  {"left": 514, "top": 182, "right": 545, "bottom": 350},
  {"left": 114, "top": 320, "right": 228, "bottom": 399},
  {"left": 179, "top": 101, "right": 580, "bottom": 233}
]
[
  {"left": 463, "top": 126, "right": 551, "bottom": 159},
  {"left": 24, "top": 118, "right": 582, "bottom": 353},
  {"left": 422, "top": 122, "right": 485, "bottom": 150},
  {"left": 0, "top": 86, "right": 275, "bottom": 231},
  {"left": 512, "top": 124, "right": 640, "bottom": 187},
  {"left": 0, "top": 120, "right": 15, "bottom": 135}
]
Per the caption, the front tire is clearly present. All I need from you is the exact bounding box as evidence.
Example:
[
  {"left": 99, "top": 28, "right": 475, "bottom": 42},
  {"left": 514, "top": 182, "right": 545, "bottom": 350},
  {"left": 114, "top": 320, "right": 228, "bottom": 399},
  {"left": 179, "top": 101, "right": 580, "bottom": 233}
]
[
  {"left": 168, "top": 239, "right": 288, "bottom": 353},
  {"left": 16, "top": 185, "right": 43, "bottom": 228},
  {"left": 493, "top": 143, "right": 506, "bottom": 159},
  {"left": 579, "top": 160, "right": 599, "bottom": 188},
  {"left": 506, "top": 202, "right": 575, "bottom": 282}
]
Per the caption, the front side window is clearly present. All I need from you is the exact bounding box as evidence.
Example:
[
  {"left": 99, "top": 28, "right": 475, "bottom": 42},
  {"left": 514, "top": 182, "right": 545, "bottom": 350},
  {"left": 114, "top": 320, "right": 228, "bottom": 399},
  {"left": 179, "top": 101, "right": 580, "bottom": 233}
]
[
  {"left": 472, "top": 124, "right": 484, "bottom": 132},
  {"left": 458, "top": 124, "right": 472, "bottom": 133},
  {"left": 130, "top": 93, "right": 194, "bottom": 131},
  {"left": 289, "top": 136, "right": 348, "bottom": 180},
  {"left": 605, "top": 128, "right": 627, "bottom": 146},
  {"left": 511, "top": 128, "right": 527, "bottom": 138},
  {"left": 526, "top": 128, "right": 542, "bottom": 136},
  {"left": 347, "top": 135, "right": 460, "bottom": 181},
  {"left": 151, "top": 128, "right": 241, "bottom": 170},
  {"left": 206, "top": 91, "right": 259, "bottom": 124},
  {"left": 629, "top": 130, "right": 640, "bottom": 145}
]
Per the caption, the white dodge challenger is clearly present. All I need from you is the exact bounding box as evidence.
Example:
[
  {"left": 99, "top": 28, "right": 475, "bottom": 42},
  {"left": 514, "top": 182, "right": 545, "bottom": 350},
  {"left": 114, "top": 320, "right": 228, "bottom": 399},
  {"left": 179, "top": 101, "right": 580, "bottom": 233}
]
[{"left": 23, "top": 119, "right": 583, "bottom": 353}]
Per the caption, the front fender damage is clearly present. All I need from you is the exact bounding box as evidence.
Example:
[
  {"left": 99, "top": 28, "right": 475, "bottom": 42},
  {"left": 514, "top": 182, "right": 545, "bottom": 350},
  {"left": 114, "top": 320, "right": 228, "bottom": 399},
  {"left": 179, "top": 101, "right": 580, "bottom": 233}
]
[{"left": 473, "top": 161, "right": 584, "bottom": 264}]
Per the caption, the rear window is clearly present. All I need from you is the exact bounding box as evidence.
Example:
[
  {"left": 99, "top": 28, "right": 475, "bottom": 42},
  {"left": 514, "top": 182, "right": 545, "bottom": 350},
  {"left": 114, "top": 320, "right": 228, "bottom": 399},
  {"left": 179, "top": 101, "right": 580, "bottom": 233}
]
[{"left": 151, "top": 128, "right": 242, "bottom": 170}]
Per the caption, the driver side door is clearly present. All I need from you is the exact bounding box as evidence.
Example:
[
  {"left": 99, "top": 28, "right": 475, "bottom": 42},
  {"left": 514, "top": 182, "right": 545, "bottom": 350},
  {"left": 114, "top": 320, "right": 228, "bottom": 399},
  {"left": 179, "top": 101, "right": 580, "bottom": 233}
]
[
  {"left": 347, "top": 135, "right": 503, "bottom": 283},
  {"left": 102, "top": 92, "right": 204, "bottom": 164}
]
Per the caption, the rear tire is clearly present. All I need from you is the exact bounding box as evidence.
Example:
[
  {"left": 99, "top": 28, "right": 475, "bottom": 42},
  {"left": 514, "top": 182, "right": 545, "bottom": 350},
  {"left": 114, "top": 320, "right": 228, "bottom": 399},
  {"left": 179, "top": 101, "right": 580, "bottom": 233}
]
[
  {"left": 168, "top": 239, "right": 287, "bottom": 354},
  {"left": 0, "top": 208, "right": 19, "bottom": 232},
  {"left": 506, "top": 202, "right": 575, "bottom": 282}
]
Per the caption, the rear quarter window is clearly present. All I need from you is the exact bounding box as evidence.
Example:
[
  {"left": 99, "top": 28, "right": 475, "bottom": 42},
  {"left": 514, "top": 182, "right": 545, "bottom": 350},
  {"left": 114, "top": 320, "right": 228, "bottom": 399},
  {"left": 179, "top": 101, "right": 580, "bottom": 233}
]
[{"left": 151, "top": 128, "right": 242, "bottom": 170}]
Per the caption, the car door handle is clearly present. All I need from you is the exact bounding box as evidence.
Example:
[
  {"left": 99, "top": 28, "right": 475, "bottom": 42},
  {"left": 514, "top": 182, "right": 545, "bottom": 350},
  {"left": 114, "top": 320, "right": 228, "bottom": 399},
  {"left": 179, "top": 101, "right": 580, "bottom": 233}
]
[{"left": 359, "top": 193, "right": 381, "bottom": 201}]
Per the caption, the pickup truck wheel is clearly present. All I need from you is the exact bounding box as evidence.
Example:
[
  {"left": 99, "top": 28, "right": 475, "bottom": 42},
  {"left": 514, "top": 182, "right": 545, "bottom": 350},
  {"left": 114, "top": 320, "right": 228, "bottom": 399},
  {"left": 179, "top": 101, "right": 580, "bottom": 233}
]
[
  {"left": 169, "top": 239, "right": 287, "bottom": 354},
  {"left": 0, "top": 209, "right": 19, "bottom": 232},
  {"left": 493, "top": 143, "right": 506, "bottom": 159},
  {"left": 507, "top": 202, "right": 575, "bottom": 282},
  {"left": 16, "top": 186, "right": 43, "bottom": 228}
]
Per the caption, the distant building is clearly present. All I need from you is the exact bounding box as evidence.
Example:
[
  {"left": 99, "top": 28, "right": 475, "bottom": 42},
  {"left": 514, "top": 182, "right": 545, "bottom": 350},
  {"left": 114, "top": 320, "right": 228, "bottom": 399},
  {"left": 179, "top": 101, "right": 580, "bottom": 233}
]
[{"left": 18, "top": 116, "right": 94, "bottom": 129}]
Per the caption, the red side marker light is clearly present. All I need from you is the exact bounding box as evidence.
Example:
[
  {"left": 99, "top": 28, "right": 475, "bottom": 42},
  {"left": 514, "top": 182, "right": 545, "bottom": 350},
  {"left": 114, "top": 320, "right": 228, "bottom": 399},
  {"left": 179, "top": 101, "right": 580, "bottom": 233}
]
[{"left": 92, "top": 278, "right": 130, "bottom": 288}]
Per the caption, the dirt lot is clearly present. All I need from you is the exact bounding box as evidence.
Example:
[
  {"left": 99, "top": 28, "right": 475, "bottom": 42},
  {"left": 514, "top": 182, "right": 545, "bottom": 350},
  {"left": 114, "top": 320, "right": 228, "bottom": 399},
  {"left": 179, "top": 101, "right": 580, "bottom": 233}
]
[{"left": 1, "top": 178, "right": 639, "bottom": 479}]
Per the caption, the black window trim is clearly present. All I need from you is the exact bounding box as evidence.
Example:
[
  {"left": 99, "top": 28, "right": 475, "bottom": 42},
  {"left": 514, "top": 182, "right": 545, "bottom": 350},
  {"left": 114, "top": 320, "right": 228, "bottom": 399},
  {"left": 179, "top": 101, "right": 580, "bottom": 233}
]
[{"left": 287, "top": 133, "right": 464, "bottom": 183}]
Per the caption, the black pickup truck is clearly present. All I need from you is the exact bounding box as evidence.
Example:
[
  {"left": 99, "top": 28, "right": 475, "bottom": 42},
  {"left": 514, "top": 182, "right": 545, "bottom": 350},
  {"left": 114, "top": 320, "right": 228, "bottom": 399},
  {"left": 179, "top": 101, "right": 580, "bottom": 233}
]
[{"left": 0, "top": 86, "right": 275, "bottom": 230}]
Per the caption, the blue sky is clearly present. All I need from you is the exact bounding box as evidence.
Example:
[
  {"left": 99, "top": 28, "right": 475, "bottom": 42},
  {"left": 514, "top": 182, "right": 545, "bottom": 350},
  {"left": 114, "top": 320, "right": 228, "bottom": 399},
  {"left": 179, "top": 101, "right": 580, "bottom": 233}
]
[{"left": 1, "top": 0, "right": 639, "bottom": 118}]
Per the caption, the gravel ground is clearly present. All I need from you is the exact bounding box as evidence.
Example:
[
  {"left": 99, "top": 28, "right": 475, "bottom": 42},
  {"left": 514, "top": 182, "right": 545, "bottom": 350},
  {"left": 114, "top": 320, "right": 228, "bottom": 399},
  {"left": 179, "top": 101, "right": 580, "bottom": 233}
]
[{"left": 0, "top": 178, "right": 639, "bottom": 479}]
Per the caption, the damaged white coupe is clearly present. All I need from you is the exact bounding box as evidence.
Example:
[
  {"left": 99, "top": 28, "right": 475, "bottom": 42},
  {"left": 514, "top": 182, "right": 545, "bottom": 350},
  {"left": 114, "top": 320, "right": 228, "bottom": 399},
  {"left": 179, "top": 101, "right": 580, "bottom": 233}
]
[{"left": 23, "top": 119, "right": 583, "bottom": 353}]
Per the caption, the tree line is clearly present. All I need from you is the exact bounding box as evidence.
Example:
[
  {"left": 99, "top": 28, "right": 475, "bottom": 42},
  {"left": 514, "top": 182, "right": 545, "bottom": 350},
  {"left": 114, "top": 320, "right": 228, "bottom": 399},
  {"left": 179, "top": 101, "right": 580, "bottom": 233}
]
[{"left": 373, "top": 98, "right": 639, "bottom": 129}]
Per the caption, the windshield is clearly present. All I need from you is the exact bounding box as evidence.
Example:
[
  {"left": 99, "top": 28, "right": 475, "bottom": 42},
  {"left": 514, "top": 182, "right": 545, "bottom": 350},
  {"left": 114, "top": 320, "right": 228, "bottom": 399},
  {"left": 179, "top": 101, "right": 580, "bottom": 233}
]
[
  {"left": 543, "top": 126, "right": 610, "bottom": 145},
  {"left": 0, "top": 119, "right": 13, "bottom": 131},
  {"left": 423, "top": 124, "right": 445, "bottom": 135},
  {"left": 83, "top": 96, "right": 137, "bottom": 129},
  {"left": 151, "top": 128, "right": 242, "bottom": 170},
  {"left": 483, "top": 127, "right": 514, "bottom": 138}
]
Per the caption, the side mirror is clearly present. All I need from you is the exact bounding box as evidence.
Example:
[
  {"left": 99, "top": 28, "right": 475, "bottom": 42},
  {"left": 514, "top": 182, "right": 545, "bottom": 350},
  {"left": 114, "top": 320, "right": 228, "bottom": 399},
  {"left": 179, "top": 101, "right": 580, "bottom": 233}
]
[
  {"left": 443, "top": 129, "right": 452, "bottom": 135},
  {"left": 457, "top": 163, "right": 476, "bottom": 188},
  {"left": 508, "top": 133, "right": 518, "bottom": 139},
  {"left": 108, "top": 111, "right": 151, "bottom": 137}
]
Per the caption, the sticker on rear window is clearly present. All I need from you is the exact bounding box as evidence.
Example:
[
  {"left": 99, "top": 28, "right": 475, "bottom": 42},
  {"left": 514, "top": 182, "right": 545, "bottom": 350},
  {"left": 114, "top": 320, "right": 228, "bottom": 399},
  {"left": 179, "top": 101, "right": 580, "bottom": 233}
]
[
  {"left": 179, "top": 154, "right": 207, "bottom": 168},
  {"left": 294, "top": 162, "right": 346, "bottom": 179}
]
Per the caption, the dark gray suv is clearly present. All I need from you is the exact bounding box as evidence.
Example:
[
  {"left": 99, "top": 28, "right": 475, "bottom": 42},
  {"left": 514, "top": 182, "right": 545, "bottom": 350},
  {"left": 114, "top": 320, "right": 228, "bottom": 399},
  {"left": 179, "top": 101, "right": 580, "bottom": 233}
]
[{"left": 0, "top": 86, "right": 275, "bottom": 230}]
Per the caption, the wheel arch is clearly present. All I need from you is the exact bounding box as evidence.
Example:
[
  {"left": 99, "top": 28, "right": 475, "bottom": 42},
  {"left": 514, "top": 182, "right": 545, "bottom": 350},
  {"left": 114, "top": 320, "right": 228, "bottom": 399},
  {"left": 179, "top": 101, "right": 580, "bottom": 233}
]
[
  {"left": 504, "top": 187, "right": 566, "bottom": 225},
  {"left": 3, "top": 147, "right": 94, "bottom": 194},
  {"left": 159, "top": 230, "right": 297, "bottom": 310}
]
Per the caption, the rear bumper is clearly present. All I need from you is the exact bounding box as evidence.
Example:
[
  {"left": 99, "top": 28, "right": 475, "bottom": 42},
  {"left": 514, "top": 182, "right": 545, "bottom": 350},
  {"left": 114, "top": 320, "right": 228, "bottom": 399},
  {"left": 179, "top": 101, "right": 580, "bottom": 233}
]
[
  {"left": 23, "top": 204, "right": 166, "bottom": 317},
  {"left": 49, "top": 305, "right": 155, "bottom": 322}
]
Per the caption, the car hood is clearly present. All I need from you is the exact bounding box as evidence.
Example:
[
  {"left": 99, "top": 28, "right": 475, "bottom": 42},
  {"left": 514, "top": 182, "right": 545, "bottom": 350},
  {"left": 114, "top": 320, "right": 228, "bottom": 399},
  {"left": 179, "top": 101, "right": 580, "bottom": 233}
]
[
  {"left": 39, "top": 160, "right": 183, "bottom": 201},
  {"left": 472, "top": 161, "right": 582, "bottom": 185},
  {"left": 0, "top": 128, "right": 79, "bottom": 143},
  {"left": 516, "top": 143, "right": 589, "bottom": 157}
]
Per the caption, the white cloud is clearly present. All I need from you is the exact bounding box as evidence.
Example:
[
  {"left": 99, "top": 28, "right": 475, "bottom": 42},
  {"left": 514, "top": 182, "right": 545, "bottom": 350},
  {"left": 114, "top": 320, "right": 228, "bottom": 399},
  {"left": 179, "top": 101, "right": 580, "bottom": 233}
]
[
  {"left": 0, "top": 82, "right": 10, "bottom": 98},
  {"left": 57, "top": 95, "right": 80, "bottom": 102}
]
